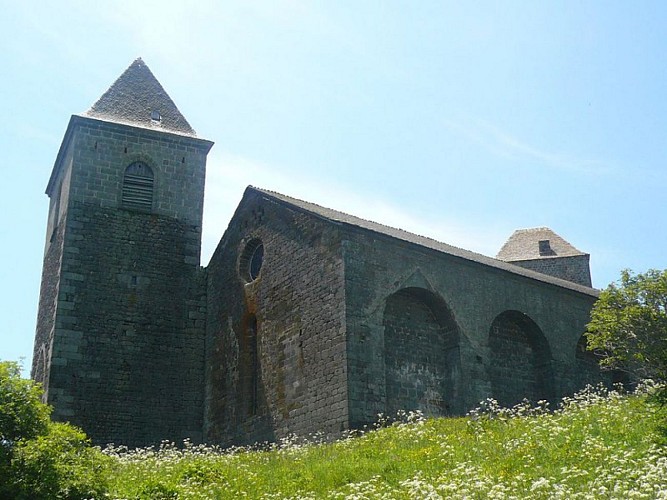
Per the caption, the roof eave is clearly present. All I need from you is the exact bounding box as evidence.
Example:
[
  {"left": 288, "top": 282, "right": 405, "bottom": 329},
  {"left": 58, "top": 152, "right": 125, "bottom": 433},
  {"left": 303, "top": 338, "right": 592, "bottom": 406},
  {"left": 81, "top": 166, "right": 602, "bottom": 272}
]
[
  {"left": 503, "top": 253, "right": 590, "bottom": 263},
  {"left": 248, "top": 186, "right": 600, "bottom": 299}
]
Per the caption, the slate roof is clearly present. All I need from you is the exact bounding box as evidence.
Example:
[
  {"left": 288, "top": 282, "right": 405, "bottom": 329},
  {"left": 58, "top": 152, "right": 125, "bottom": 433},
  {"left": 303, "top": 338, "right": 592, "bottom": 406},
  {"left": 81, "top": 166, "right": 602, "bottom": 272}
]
[
  {"left": 249, "top": 187, "right": 598, "bottom": 297},
  {"left": 85, "top": 58, "right": 197, "bottom": 137},
  {"left": 496, "top": 227, "right": 587, "bottom": 261}
]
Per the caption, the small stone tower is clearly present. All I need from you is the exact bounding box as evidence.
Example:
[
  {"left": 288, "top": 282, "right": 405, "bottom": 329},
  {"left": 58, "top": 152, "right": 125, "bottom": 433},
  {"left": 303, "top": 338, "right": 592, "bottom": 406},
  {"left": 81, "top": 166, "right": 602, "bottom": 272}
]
[
  {"left": 32, "top": 59, "right": 213, "bottom": 446},
  {"left": 496, "top": 227, "right": 592, "bottom": 287}
]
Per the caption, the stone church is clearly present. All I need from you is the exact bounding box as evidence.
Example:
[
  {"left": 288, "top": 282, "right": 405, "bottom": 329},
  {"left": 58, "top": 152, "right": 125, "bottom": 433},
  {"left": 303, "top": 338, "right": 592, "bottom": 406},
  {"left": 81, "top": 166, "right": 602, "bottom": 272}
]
[{"left": 32, "top": 59, "right": 607, "bottom": 447}]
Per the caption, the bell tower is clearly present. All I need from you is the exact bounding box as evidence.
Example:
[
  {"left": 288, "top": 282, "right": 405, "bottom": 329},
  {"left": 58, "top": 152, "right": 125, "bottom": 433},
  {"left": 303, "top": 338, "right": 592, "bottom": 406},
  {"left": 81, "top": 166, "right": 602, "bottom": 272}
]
[{"left": 32, "top": 59, "right": 213, "bottom": 446}]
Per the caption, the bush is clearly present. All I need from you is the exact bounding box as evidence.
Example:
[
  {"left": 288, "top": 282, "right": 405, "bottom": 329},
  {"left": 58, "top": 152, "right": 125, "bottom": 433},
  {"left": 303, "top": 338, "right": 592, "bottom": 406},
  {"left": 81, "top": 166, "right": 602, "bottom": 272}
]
[
  {"left": 1, "top": 360, "right": 51, "bottom": 499},
  {"left": 10, "top": 422, "right": 110, "bottom": 500},
  {"left": 0, "top": 360, "right": 110, "bottom": 499},
  {"left": 0, "top": 361, "right": 50, "bottom": 443}
]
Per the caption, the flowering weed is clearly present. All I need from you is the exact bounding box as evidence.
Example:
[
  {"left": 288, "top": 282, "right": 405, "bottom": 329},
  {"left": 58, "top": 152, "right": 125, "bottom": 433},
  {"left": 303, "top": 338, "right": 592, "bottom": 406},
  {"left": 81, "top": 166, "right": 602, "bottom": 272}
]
[{"left": 104, "top": 384, "right": 667, "bottom": 499}]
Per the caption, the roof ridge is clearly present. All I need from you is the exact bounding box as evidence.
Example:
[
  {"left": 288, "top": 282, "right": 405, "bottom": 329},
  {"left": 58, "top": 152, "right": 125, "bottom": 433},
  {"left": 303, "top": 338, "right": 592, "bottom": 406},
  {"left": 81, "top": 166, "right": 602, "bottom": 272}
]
[{"left": 512, "top": 226, "right": 552, "bottom": 233}]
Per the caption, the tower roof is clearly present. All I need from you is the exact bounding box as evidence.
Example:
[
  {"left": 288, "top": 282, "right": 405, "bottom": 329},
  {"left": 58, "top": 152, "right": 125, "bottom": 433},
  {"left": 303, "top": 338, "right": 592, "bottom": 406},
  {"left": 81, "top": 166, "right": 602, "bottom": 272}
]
[
  {"left": 84, "top": 58, "right": 197, "bottom": 137},
  {"left": 496, "top": 227, "right": 587, "bottom": 261}
]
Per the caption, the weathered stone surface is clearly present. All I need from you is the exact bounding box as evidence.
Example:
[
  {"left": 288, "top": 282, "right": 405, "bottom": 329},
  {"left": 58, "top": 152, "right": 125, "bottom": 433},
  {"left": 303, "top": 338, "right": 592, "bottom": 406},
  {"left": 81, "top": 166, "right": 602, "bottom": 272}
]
[
  {"left": 508, "top": 254, "right": 592, "bottom": 288},
  {"left": 34, "top": 110, "right": 211, "bottom": 447},
  {"left": 339, "top": 219, "right": 601, "bottom": 428},
  {"left": 205, "top": 191, "right": 348, "bottom": 445}
]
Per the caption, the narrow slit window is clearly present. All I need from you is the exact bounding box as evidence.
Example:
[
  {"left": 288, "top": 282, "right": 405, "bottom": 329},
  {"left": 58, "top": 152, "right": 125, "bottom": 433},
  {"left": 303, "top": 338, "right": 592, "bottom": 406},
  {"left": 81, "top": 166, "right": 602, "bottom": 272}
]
[
  {"left": 122, "top": 162, "right": 154, "bottom": 211},
  {"left": 248, "top": 315, "right": 259, "bottom": 416}
]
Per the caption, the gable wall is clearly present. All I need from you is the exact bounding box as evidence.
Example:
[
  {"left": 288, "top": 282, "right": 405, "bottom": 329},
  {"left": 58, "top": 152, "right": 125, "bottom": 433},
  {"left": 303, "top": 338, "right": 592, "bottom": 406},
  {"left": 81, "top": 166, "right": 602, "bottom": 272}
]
[{"left": 205, "top": 193, "right": 349, "bottom": 445}]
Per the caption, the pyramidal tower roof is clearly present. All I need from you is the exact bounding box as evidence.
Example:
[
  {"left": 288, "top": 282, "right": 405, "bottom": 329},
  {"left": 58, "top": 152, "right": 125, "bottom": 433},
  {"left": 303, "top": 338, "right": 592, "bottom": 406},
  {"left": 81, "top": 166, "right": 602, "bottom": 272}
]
[
  {"left": 496, "top": 227, "right": 587, "bottom": 261},
  {"left": 84, "top": 58, "right": 196, "bottom": 137}
]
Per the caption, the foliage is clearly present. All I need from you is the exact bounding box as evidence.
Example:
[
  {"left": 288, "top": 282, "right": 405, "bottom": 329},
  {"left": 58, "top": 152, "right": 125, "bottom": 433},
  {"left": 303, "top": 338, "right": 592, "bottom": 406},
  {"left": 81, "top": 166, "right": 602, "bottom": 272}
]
[
  {"left": 1, "top": 360, "right": 51, "bottom": 498},
  {"left": 586, "top": 269, "right": 667, "bottom": 392},
  {"left": 0, "top": 361, "right": 50, "bottom": 444},
  {"left": 0, "top": 360, "right": 109, "bottom": 499},
  {"left": 9, "top": 422, "right": 110, "bottom": 500},
  {"left": 104, "top": 383, "right": 667, "bottom": 499}
]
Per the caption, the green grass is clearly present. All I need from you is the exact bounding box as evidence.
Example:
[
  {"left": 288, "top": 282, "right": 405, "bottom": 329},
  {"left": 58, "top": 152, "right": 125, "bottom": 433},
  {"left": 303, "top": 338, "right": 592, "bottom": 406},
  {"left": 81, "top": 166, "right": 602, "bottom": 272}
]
[{"left": 103, "top": 384, "right": 667, "bottom": 499}]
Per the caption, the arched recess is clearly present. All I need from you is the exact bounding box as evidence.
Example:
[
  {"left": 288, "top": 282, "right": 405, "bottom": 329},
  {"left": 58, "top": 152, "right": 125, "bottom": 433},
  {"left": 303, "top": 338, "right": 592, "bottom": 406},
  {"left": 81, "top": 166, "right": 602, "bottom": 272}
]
[
  {"left": 489, "top": 310, "right": 554, "bottom": 406},
  {"left": 383, "top": 287, "right": 461, "bottom": 417}
]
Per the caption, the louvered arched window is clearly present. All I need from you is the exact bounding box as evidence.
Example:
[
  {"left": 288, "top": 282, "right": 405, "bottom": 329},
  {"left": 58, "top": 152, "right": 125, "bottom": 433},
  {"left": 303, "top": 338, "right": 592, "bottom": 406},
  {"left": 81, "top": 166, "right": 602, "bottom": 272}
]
[{"left": 122, "top": 162, "right": 154, "bottom": 211}]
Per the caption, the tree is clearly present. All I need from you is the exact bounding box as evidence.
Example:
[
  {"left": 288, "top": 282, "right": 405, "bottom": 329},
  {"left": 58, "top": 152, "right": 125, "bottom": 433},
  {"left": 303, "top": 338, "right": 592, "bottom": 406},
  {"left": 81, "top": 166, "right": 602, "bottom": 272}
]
[{"left": 586, "top": 269, "right": 667, "bottom": 396}]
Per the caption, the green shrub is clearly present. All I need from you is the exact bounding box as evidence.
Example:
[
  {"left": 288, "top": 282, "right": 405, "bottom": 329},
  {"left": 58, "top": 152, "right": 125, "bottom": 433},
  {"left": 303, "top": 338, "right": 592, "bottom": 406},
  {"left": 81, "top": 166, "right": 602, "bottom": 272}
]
[
  {"left": 1, "top": 360, "right": 51, "bottom": 499},
  {"left": 10, "top": 422, "right": 110, "bottom": 499},
  {"left": 0, "top": 361, "right": 50, "bottom": 442},
  {"left": 0, "top": 360, "right": 110, "bottom": 499}
]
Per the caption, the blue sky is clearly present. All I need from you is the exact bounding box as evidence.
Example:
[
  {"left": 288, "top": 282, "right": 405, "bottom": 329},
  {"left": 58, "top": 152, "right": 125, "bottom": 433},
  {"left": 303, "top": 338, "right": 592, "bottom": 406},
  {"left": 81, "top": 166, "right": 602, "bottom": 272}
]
[{"left": 1, "top": 1, "right": 666, "bottom": 373}]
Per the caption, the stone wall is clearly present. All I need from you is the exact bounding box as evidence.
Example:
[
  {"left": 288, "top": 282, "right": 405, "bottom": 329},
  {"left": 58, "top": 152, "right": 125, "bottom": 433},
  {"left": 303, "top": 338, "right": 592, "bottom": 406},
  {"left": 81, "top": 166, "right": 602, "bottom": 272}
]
[
  {"left": 47, "top": 203, "right": 206, "bottom": 446},
  {"left": 383, "top": 288, "right": 459, "bottom": 417},
  {"left": 488, "top": 311, "right": 554, "bottom": 407},
  {"left": 32, "top": 215, "right": 66, "bottom": 393},
  {"left": 510, "top": 254, "right": 592, "bottom": 287},
  {"left": 205, "top": 190, "right": 349, "bottom": 445},
  {"left": 60, "top": 116, "right": 208, "bottom": 223},
  {"left": 40, "top": 116, "right": 210, "bottom": 447},
  {"left": 32, "top": 138, "right": 76, "bottom": 391},
  {"left": 342, "top": 226, "right": 603, "bottom": 427}
]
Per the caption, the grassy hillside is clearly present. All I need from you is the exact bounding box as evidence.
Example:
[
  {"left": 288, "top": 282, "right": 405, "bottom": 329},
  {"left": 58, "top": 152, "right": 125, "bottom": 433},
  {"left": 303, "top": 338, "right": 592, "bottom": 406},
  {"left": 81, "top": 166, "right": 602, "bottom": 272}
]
[{"left": 103, "top": 384, "right": 667, "bottom": 499}]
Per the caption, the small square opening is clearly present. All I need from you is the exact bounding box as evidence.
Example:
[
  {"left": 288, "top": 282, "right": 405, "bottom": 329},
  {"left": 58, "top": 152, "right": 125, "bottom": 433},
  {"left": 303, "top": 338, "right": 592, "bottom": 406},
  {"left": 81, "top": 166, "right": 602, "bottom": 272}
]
[{"left": 538, "top": 239, "right": 552, "bottom": 256}]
